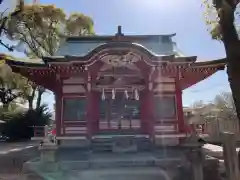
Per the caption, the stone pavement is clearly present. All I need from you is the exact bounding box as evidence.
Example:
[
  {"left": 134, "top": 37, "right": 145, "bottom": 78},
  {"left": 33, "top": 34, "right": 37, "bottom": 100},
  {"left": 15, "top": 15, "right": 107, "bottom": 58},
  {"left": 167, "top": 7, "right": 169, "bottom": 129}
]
[
  {"left": 0, "top": 141, "right": 37, "bottom": 155},
  {"left": 0, "top": 142, "right": 39, "bottom": 180},
  {"left": 40, "top": 167, "right": 170, "bottom": 180},
  {"left": 0, "top": 174, "right": 21, "bottom": 180}
]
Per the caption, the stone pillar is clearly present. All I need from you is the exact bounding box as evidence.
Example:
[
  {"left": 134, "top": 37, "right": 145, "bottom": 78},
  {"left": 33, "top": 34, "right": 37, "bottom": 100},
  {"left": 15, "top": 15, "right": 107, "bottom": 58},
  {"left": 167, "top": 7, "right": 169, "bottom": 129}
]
[
  {"left": 189, "top": 148, "right": 204, "bottom": 180},
  {"left": 221, "top": 132, "right": 239, "bottom": 180},
  {"left": 39, "top": 125, "right": 58, "bottom": 163},
  {"left": 184, "top": 134, "right": 204, "bottom": 180}
]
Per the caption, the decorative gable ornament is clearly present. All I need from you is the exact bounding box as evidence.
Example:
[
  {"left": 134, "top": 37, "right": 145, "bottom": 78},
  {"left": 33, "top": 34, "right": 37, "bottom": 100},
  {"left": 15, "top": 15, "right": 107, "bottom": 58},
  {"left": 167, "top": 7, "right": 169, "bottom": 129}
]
[{"left": 101, "top": 52, "right": 140, "bottom": 67}]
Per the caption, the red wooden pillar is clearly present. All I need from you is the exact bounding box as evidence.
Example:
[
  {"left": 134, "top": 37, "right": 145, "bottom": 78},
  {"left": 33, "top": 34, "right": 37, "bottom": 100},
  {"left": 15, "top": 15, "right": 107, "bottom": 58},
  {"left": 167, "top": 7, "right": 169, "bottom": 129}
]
[
  {"left": 55, "top": 79, "right": 62, "bottom": 137},
  {"left": 140, "top": 88, "right": 155, "bottom": 136},
  {"left": 86, "top": 91, "right": 94, "bottom": 137},
  {"left": 175, "top": 70, "right": 185, "bottom": 133},
  {"left": 86, "top": 91, "right": 100, "bottom": 136},
  {"left": 140, "top": 91, "right": 147, "bottom": 134},
  {"left": 85, "top": 61, "right": 103, "bottom": 137},
  {"left": 147, "top": 90, "right": 155, "bottom": 137}
]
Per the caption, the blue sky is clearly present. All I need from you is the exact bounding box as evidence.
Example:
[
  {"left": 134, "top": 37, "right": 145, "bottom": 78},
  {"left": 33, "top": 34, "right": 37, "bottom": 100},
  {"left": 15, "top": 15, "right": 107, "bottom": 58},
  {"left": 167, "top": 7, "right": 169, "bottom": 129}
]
[{"left": 1, "top": 0, "right": 230, "bottom": 109}]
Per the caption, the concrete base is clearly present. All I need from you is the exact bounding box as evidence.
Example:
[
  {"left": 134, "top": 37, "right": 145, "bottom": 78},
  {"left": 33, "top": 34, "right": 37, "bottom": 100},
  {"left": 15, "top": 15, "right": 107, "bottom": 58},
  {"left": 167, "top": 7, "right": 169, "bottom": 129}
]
[
  {"left": 21, "top": 137, "right": 210, "bottom": 180},
  {"left": 59, "top": 139, "right": 90, "bottom": 148},
  {"left": 155, "top": 137, "right": 179, "bottom": 146},
  {"left": 22, "top": 157, "right": 220, "bottom": 180},
  {"left": 39, "top": 145, "right": 58, "bottom": 163},
  {"left": 23, "top": 167, "right": 173, "bottom": 180},
  {"left": 40, "top": 150, "right": 56, "bottom": 163}
]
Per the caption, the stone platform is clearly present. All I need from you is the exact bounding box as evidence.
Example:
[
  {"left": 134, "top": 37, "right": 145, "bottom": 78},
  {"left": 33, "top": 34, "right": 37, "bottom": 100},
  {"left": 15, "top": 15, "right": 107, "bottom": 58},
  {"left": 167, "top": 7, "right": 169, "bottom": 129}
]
[
  {"left": 22, "top": 134, "right": 222, "bottom": 180},
  {"left": 27, "top": 167, "right": 171, "bottom": 180},
  {"left": 22, "top": 148, "right": 188, "bottom": 180},
  {"left": 22, "top": 148, "right": 221, "bottom": 180}
]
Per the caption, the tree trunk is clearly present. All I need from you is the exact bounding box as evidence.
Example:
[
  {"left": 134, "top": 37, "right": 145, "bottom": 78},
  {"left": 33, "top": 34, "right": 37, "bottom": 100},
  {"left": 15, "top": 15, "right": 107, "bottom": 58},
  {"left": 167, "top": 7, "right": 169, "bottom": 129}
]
[
  {"left": 217, "top": 0, "right": 240, "bottom": 122},
  {"left": 36, "top": 91, "right": 42, "bottom": 109},
  {"left": 227, "top": 58, "right": 240, "bottom": 121},
  {"left": 28, "top": 87, "right": 36, "bottom": 110},
  {"left": 28, "top": 97, "right": 33, "bottom": 110},
  {"left": 217, "top": 0, "right": 240, "bottom": 167}
]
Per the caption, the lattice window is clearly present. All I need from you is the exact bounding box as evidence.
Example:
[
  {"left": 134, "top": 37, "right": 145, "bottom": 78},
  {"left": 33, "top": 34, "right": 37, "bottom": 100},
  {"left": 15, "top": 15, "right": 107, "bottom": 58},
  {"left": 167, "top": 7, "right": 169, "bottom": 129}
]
[
  {"left": 99, "top": 92, "right": 140, "bottom": 121},
  {"left": 154, "top": 96, "right": 177, "bottom": 119},
  {"left": 63, "top": 98, "right": 86, "bottom": 121}
]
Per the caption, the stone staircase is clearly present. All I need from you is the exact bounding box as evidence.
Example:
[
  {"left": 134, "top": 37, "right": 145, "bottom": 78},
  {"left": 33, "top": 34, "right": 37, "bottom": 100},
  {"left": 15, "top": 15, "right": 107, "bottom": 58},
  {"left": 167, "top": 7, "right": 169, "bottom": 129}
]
[
  {"left": 91, "top": 137, "right": 113, "bottom": 152},
  {"left": 91, "top": 135, "right": 152, "bottom": 152},
  {"left": 135, "top": 136, "right": 153, "bottom": 151}
]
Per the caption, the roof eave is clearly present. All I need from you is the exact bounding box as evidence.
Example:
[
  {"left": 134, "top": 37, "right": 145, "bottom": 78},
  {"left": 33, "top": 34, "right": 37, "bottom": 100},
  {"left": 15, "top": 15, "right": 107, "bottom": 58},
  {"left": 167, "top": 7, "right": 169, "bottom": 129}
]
[
  {"left": 66, "top": 33, "right": 176, "bottom": 42},
  {"left": 191, "top": 58, "right": 226, "bottom": 68},
  {"left": 6, "top": 59, "right": 48, "bottom": 68}
]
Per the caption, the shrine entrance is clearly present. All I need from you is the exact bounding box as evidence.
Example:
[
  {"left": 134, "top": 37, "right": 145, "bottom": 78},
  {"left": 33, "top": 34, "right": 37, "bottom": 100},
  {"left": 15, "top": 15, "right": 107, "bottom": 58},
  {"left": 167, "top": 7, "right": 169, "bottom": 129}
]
[
  {"left": 94, "top": 59, "right": 146, "bottom": 135},
  {"left": 99, "top": 91, "right": 141, "bottom": 134}
]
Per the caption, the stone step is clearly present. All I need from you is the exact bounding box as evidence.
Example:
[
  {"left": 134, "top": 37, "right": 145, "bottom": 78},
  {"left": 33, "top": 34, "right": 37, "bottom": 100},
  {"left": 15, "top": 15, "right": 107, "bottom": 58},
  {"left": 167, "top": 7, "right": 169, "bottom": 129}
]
[
  {"left": 91, "top": 136, "right": 153, "bottom": 152},
  {"left": 91, "top": 145, "right": 112, "bottom": 152},
  {"left": 91, "top": 139, "right": 112, "bottom": 152}
]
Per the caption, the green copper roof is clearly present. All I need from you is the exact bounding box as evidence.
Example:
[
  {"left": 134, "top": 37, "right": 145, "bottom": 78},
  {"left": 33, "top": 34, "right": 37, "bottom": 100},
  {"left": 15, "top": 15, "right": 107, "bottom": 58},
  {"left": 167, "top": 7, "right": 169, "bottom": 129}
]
[{"left": 55, "top": 34, "right": 176, "bottom": 57}]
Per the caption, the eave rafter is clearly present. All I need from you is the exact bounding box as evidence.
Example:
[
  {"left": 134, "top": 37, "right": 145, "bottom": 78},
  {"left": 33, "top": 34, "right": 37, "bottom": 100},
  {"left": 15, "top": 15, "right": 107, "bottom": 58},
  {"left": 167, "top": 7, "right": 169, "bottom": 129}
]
[
  {"left": 179, "top": 60, "right": 226, "bottom": 90},
  {"left": 3, "top": 39, "right": 226, "bottom": 92}
]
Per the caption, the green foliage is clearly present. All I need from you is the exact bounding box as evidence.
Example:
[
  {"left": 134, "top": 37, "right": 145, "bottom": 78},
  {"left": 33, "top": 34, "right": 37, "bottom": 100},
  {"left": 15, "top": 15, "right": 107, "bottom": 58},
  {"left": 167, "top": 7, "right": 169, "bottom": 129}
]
[
  {"left": 189, "top": 92, "right": 237, "bottom": 122},
  {"left": 202, "top": 0, "right": 240, "bottom": 40},
  {"left": 202, "top": 0, "right": 222, "bottom": 40},
  {"left": 213, "top": 92, "right": 237, "bottom": 120},
  {"left": 5, "top": 4, "right": 95, "bottom": 57},
  {"left": 66, "top": 13, "right": 94, "bottom": 36},
  {"left": 0, "top": 63, "right": 31, "bottom": 106},
  {"left": 4, "top": 4, "right": 95, "bottom": 109},
  {"left": 1, "top": 104, "right": 51, "bottom": 141}
]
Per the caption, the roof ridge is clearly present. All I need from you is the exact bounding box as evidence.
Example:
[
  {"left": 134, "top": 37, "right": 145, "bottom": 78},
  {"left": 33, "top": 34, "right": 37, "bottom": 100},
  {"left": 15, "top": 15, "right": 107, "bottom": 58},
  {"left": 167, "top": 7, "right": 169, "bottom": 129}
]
[{"left": 66, "top": 34, "right": 176, "bottom": 42}]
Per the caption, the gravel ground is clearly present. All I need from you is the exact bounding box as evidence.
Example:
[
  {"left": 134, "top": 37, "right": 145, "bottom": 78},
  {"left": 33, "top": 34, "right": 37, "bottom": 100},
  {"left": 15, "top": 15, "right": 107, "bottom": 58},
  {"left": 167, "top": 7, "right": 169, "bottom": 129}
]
[{"left": 0, "top": 144, "right": 39, "bottom": 180}]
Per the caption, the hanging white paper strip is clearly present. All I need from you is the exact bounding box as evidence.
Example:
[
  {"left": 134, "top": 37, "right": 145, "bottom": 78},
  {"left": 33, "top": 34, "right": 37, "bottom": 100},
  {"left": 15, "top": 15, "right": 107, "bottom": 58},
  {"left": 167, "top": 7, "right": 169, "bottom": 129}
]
[
  {"left": 112, "top": 88, "right": 115, "bottom": 99},
  {"left": 124, "top": 90, "right": 129, "bottom": 99},
  {"left": 101, "top": 88, "right": 105, "bottom": 100},
  {"left": 134, "top": 89, "right": 139, "bottom": 100}
]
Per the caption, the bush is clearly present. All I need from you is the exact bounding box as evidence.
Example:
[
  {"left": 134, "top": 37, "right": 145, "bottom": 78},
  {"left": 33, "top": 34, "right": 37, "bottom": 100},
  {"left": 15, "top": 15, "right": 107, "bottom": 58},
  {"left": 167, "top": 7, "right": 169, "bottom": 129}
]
[{"left": 1, "top": 105, "right": 51, "bottom": 141}]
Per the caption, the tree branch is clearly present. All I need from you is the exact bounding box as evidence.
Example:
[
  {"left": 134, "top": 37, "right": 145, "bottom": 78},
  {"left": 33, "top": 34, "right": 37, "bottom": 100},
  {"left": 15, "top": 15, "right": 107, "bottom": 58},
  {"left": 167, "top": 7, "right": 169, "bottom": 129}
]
[
  {"left": 22, "top": 19, "right": 51, "bottom": 57},
  {"left": 216, "top": 0, "right": 240, "bottom": 45}
]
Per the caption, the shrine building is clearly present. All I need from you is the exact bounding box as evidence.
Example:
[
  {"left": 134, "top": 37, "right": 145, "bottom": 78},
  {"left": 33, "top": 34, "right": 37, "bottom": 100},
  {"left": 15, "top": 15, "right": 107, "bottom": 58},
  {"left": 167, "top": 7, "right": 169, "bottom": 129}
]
[{"left": 5, "top": 27, "right": 226, "bottom": 146}]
